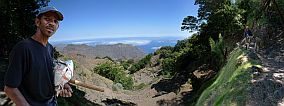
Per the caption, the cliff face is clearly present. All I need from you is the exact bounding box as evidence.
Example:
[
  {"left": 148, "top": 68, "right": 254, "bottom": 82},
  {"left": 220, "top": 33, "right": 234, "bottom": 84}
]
[{"left": 58, "top": 43, "right": 146, "bottom": 61}]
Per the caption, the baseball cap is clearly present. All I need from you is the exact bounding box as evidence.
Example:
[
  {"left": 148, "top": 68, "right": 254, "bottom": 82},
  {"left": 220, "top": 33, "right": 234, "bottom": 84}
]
[{"left": 37, "top": 6, "right": 64, "bottom": 21}]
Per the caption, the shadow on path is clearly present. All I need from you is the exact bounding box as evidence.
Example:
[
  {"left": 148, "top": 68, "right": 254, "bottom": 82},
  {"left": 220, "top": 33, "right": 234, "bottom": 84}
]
[{"left": 249, "top": 45, "right": 284, "bottom": 106}]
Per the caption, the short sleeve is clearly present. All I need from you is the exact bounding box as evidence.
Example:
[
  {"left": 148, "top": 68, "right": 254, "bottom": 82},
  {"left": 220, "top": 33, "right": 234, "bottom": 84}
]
[{"left": 4, "top": 43, "right": 28, "bottom": 88}]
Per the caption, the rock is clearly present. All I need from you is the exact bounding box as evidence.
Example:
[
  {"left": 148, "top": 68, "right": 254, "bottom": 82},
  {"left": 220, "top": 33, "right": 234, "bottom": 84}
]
[{"left": 112, "top": 83, "right": 124, "bottom": 91}]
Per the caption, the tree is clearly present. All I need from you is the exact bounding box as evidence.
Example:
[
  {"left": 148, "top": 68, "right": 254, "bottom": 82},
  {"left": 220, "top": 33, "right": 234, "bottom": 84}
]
[
  {"left": 195, "top": 0, "right": 230, "bottom": 21},
  {"left": 181, "top": 16, "right": 199, "bottom": 32},
  {"left": 237, "top": 0, "right": 284, "bottom": 40},
  {"left": 0, "top": 0, "right": 49, "bottom": 58}
]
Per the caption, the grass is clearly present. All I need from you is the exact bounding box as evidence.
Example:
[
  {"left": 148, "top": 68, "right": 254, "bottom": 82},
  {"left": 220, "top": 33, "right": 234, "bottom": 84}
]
[{"left": 196, "top": 48, "right": 261, "bottom": 106}]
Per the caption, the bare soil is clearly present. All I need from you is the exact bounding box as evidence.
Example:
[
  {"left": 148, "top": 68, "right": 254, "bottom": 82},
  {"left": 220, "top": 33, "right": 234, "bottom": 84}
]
[{"left": 248, "top": 43, "right": 284, "bottom": 106}]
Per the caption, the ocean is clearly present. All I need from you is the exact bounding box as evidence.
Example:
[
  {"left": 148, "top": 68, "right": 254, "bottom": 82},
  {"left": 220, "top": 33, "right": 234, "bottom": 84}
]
[{"left": 51, "top": 36, "right": 186, "bottom": 54}]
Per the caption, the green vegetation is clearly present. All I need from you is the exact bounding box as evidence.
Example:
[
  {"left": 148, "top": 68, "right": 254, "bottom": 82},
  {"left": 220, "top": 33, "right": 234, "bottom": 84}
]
[
  {"left": 177, "top": 0, "right": 284, "bottom": 104},
  {"left": 237, "top": 0, "right": 284, "bottom": 31},
  {"left": 154, "top": 0, "right": 247, "bottom": 79},
  {"left": 93, "top": 62, "right": 134, "bottom": 89},
  {"left": 154, "top": 46, "right": 174, "bottom": 58},
  {"left": 0, "top": 0, "right": 48, "bottom": 58},
  {"left": 120, "top": 59, "right": 134, "bottom": 70},
  {"left": 128, "top": 53, "right": 153, "bottom": 74},
  {"left": 153, "top": 46, "right": 176, "bottom": 77},
  {"left": 196, "top": 48, "right": 261, "bottom": 106},
  {"left": 209, "top": 34, "right": 226, "bottom": 70},
  {"left": 155, "top": 34, "right": 211, "bottom": 77}
]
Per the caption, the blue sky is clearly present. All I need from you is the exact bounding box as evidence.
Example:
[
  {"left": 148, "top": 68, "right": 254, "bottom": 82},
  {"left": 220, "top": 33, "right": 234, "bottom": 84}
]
[{"left": 49, "top": 0, "right": 198, "bottom": 41}]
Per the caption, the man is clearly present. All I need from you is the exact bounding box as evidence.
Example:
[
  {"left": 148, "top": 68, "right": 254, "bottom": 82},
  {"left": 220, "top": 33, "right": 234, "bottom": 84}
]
[
  {"left": 239, "top": 26, "right": 253, "bottom": 49},
  {"left": 244, "top": 26, "right": 253, "bottom": 36},
  {"left": 244, "top": 26, "right": 253, "bottom": 43},
  {"left": 4, "top": 6, "right": 72, "bottom": 106}
]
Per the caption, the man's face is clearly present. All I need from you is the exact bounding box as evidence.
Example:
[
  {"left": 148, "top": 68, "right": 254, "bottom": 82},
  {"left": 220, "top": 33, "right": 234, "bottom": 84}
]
[{"left": 36, "top": 12, "right": 60, "bottom": 37}]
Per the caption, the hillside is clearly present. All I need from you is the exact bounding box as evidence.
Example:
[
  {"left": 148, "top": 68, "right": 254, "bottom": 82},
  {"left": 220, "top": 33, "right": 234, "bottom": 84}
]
[
  {"left": 53, "top": 29, "right": 284, "bottom": 106},
  {"left": 197, "top": 41, "right": 284, "bottom": 106},
  {"left": 58, "top": 51, "right": 193, "bottom": 106},
  {"left": 196, "top": 48, "right": 259, "bottom": 105},
  {"left": 58, "top": 43, "right": 146, "bottom": 61}
]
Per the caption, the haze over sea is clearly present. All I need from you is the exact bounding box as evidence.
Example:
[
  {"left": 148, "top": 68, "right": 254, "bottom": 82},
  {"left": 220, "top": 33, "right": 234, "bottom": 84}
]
[{"left": 51, "top": 36, "right": 186, "bottom": 54}]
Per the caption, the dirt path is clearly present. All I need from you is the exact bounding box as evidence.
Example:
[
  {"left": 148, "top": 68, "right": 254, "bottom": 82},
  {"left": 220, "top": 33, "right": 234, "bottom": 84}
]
[
  {"left": 81, "top": 65, "right": 193, "bottom": 106},
  {"left": 248, "top": 46, "right": 284, "bottom": 106},
  {"left": 84, "top": 76, "right": 192, "bottom": 106},
  {"left": 109, "top": 86, "right": 178, "bottom": 106}
]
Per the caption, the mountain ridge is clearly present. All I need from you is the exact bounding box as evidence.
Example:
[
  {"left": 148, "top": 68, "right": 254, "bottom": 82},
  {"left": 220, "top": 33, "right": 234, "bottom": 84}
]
[{"left": 58, "top": 43, "right": 146, "bottom": 61}]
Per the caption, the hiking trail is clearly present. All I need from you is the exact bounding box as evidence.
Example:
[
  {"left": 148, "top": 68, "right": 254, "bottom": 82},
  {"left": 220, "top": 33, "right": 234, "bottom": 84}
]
[{"left": 248, "top": 40, "right": 284, "bottom": 106}]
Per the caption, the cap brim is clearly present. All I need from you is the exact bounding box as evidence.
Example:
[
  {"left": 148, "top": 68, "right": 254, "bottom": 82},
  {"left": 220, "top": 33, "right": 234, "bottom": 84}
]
[
  {"left": 37, "top": 6, "right": 64, "bottom": 21},
  {"left": 50, "top": 10, "right": 64, "bottom": 21},
  {"left": 37, "top": 10, "right": 64, "bottom": 21}
]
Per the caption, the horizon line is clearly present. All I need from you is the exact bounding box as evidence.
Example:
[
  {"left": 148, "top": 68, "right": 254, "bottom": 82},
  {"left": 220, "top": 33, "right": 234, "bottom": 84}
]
[{"left": 49, "top": 35, "right": 192, "bottom": 42}]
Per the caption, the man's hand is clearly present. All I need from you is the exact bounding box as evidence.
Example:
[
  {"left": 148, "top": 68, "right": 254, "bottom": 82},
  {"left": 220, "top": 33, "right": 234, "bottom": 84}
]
[{"left": 59, "top": 84, "right": 73, "bottom": 97}]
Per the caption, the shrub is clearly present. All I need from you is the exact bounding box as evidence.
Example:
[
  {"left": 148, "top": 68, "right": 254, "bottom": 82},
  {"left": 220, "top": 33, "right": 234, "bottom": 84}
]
[
  {"left": 209, "top": 34, "right": 225, "bottom": 70},
  {"left": 93, "top": 62, "right": 133, "bottom": 89},
  {"left": 154, "top": 46, "right": 174, "bottom": 58},
  {"left": 128, "top": 53, "right": 153, "bottom": 74},
  {"left": 161, "top": 58, "right": 176, "bottom": 75},
  {"left": 120, "top": 59, "right": 134, "bottom": 70}
]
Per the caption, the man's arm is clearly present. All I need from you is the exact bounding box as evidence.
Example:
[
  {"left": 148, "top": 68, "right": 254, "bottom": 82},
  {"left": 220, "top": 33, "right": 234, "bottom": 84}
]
[{"left": 4, "top": 86, "right": 30, "bottom": 106}]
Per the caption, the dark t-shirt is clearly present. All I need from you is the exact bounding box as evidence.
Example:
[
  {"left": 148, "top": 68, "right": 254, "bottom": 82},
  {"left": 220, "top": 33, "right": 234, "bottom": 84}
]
[
  {"left": 4, "top": 38, "right": 55, "bottom": 105},
  {"left": 244, "top": 29, "right": 253, "bottom": 37}
]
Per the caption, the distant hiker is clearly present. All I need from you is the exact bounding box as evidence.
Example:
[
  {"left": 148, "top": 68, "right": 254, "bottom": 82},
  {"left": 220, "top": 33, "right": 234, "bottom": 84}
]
[
  {"left": 4, "top": 6, "right": 72, "bottom": 106},
  {"left": 244, "top": 26, "right": 253, "bottom": 40},
  {"left": 240, "top": 26, "right": 253, "bottom": 48}
]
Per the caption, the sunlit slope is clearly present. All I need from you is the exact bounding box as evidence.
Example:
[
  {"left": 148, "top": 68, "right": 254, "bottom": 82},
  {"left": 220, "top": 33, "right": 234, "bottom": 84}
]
[{"left": 196, "top": 48, "right": 261, "bottom": 106}]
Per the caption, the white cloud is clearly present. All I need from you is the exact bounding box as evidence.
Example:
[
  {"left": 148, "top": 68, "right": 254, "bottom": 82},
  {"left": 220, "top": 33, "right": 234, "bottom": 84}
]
[
  {"left": 106, "top": 40, "right": 151, "bottom": 46},
  {"left": 151, "top": 46, "right": 162, "bottom": 50}
]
